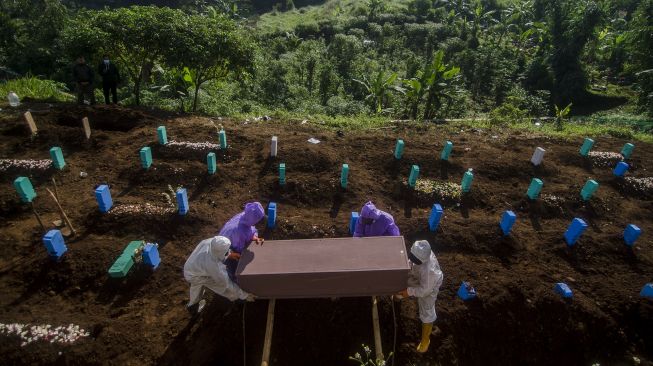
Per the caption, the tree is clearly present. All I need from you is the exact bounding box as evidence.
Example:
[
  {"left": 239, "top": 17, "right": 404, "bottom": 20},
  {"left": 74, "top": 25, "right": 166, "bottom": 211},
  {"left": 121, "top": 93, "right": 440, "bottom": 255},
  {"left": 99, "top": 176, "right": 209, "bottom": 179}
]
[
  {"left": 625, "top": 0, "right": 653, "bottom": 116},
  {"left": 165, "top": 12, "right": 255, "bottom": 111},
  {"left": 60, "top": 6, "right": 184, "bottom": 105},
  {"left": 422, "top": 50, "right": 461, "bottom": 119},
  {"left": 544, "top": 0, "right": 602, "bottom": 105},
  {"left": 353, "top": 71, "right": 401, "bottom": 114},
  {"left": 367, "top": 0, "right": 387, "bottom": 19},
  {"left": 1, "top": 0, "right": 68, "bottom": 76}
]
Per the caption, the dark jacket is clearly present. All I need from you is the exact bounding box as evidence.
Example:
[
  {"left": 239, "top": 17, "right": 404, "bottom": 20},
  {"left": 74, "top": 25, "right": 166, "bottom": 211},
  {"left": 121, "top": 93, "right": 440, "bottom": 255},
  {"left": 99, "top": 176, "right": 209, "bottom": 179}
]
[
  {"left": 73, "top": 63, "right": 94, "bottom": 83},
  {"left": 98, "top": 62, "right": 121, "bottom": 84}
]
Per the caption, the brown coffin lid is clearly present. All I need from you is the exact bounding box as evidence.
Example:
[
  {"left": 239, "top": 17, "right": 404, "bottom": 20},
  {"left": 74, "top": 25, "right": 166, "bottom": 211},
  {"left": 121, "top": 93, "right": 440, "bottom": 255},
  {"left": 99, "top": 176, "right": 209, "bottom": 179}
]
[{"left": 235, "top": 236, "right": 410, "bottom": 298}]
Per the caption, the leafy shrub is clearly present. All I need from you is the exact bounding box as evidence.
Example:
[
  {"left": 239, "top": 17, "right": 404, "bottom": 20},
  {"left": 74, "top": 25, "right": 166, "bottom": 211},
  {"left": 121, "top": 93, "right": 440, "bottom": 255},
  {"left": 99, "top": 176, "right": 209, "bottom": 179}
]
[
  {"left": 326, "top": 95, "right": 369, "bottom": 116},
  {"left": 489, "top": 99, "right": 528, "bottom": 126}
]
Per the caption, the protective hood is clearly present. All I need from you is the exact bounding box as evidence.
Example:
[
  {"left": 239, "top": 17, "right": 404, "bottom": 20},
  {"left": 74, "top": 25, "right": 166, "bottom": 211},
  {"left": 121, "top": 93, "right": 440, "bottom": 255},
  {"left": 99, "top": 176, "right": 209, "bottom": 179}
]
[
  {"left": 410, "top": 240, "right": 432, "bottom": 264},
  {"left": 239, "top": 202, "right": 265, "bottom": 226},
  {"left": 360, "top": 201, "right": 381, "bottom": 220},
  {"left": 210, "top": 236, "right": 231, "bottom": 261}
]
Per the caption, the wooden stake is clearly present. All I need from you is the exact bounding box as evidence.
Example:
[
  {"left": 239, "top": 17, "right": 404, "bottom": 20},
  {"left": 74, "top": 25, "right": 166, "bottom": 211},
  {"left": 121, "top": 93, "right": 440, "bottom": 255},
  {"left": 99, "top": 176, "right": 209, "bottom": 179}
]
[
  {"left": 261, "top": 299, "right": 276, "bottom": 366},
  {"left": 51, "top": 177, "right": 60, "bottom": 202},
  {"left": 372, "top": 296, "right": 384, "bottom": 362},
  {"left": 29, "top": 202, "right": 46, "bottom": 232},
  {"left": 24, "top": 111, "right": 38, "bottom": 135},
  {"left": 82, "top": 117, "right": 91, "bottom": 139},
  {"left": 45, "top": 188, "right": 76, "bottom": 236}
]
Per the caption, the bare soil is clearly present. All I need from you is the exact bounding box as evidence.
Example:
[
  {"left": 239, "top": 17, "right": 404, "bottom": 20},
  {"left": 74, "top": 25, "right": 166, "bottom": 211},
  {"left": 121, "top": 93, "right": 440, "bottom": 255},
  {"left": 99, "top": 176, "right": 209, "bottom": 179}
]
[{"left": 0, "top": 104, "right": 652, "bottom": 366}]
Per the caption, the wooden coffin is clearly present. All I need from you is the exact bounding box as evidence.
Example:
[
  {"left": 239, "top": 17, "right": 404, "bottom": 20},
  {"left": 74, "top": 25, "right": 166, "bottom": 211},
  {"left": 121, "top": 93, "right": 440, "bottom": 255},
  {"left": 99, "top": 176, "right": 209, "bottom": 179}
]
[{"left": 235, "top": 236, "right": 410, "bottom": 299}]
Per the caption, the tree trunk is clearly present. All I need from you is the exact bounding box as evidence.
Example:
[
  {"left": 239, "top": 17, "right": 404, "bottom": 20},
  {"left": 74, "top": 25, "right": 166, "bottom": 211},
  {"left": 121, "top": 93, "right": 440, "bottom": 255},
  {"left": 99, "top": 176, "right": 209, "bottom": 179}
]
[
  {"left": 133, "top": 76, "right": 141, "bottom": 106},
  {"left": 192, "top": 83, "right": 201, "bottom": 112}
]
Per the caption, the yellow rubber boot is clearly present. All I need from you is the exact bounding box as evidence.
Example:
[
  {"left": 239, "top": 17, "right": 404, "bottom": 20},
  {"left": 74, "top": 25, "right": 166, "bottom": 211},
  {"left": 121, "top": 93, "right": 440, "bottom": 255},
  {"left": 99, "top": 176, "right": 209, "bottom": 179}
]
[{"left": 416, "top": 322, "right": 433, "bottom": 353}]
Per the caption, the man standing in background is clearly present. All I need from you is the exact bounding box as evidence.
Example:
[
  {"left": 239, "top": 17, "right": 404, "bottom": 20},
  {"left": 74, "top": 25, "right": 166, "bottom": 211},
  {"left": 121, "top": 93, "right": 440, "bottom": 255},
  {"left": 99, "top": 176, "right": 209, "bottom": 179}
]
[
  {"left": 72, "top": 56, "right": 95, "bottom": 105},
  {"left": 98, "top": 54, "right": 120, "bottom": 104}
]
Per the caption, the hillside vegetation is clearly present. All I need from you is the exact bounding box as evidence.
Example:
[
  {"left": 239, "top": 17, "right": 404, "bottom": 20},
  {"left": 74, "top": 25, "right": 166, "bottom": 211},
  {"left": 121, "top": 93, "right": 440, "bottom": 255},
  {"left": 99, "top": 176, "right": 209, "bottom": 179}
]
[{"left": 1, "top": 0, "right": 652, "bottom": 135}]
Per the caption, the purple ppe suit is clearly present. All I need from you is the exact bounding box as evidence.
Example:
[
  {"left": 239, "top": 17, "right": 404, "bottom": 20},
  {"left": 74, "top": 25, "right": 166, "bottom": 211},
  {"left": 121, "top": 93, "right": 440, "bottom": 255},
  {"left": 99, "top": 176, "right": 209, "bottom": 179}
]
[
  {"left": 353, "top": 201, "right": 400, "bottom": 237},
  {"left": 220, "top": 202, "right": 265, "bottom": 279}
]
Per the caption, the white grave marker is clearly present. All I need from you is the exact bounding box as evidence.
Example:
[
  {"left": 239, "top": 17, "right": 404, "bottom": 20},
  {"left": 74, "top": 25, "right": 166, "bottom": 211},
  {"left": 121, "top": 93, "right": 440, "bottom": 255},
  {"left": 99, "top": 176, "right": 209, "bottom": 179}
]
[
  {"left": 82, "top": 117, "right": 91, "bottom": 139},
  {"left": 271, "top": 136, "right": 278, "bottom": 157},
  {"left": 531, "top": 147, "right": 546, "bottom": 166},
  {"left": 24, "top": 112, "right": 37, "bottom": 135}
]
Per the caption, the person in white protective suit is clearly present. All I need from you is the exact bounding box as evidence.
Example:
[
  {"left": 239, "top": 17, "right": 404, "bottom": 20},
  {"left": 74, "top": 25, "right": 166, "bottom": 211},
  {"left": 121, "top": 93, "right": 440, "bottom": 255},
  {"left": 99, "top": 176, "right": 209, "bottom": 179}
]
[
  {"left": 396, "top": 240, "right": 444, "bottom": 353},
  {"left": 183, "top": 236, "right": 255, "bottom": 315}
]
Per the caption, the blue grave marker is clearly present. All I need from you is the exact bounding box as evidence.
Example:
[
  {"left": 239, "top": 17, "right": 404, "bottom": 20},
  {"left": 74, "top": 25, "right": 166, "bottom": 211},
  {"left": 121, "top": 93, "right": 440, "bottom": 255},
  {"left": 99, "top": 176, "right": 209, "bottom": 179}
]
[
  {"left": 554, "top": 283, "right": 573, "bottom": 298},
  {"left": 457, "top": 281, "right": 477, "bottom": 301},
  {"left": 624, "top": 224, "right": 641, "bottom": 246},
  {"left": 49, "top": 147, "right": 65, "bottom": 170},
  {"left": 500, "top": 210, "right": 516, "bottom": 236},
  {"left": 43, "top": 229, "right": 67, "bottom": 261},
  {"left": 267, "top": 202, "right": 277, "bottom": 229},
  {"left": 564, "top": 218, "right": 588, "bottom": 246},
  {"left": 613, "top": 162, "right": 629, "bottom": 177},
  {"left": 176, "top": 188, "right": 189, "bottom": 215},
  {"left": 428, "top": 204, "right": 444, "bottom": 232},
  {"left": 142, "top": 243, "right": 161, "bottom": 270},
  {"left": 349, "top": 212, "right": 359, "bottom": 235},
  {"left": 94, "top": 184, "right": 113, "bottom": 213},
  {"left": 640, "top": 284, "right": 653, "bottom": 299}
]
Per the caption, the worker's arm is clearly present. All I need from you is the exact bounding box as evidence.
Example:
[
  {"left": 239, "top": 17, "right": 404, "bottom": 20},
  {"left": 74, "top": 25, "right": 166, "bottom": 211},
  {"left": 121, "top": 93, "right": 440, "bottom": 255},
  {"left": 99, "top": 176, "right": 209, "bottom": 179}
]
[
  {"left": 385, "top": 222, "right": 400, "bottom": 236},
  {"left": 206, "top": 261, "right": 250, "bottom": 301},
  {"left": 352, "top": 218, "right": 364, "bottom": 237}
]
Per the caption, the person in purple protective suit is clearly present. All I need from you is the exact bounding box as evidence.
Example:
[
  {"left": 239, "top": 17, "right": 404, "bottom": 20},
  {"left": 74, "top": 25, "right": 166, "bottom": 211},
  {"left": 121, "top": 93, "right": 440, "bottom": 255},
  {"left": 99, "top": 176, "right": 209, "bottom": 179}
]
[
  {"left": 219, "top": 201, "right": 266, "bottom": 279},
  {"left": 353, "top": 201, "right": 401, "bottom": 237}
]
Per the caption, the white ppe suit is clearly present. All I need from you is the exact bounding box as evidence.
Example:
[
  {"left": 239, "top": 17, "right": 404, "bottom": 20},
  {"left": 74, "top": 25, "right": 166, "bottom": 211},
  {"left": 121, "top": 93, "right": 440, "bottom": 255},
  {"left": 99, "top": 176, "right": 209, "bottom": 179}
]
[
  {"left": 407, "top": 242, "right": 444, "bottom": 323},
  {"left": 183, "top": 236, "right": 251, "bottom": 304}
]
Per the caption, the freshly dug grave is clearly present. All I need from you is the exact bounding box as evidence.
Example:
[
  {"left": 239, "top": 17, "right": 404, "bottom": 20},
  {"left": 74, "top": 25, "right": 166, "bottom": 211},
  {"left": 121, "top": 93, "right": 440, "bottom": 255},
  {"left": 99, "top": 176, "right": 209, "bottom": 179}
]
[{"left": 0, "top": 104, "right": 652, "bottom": 366}]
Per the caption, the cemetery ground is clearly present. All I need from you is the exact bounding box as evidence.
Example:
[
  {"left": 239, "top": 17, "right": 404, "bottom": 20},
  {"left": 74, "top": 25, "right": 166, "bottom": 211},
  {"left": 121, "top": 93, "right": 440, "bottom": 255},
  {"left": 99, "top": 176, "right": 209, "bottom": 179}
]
[{"left": 0, "top": 103, "right": 652, "bottom": 366}]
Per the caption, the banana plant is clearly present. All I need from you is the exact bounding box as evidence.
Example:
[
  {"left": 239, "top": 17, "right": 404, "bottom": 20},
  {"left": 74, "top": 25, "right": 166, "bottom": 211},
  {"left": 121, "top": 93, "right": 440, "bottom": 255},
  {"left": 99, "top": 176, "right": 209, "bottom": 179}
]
[
  {"left": 422, "top": 50, "right": 461, "bottom": 120},
  {"left": 554, "top": 102, "right": 572, "bottom": 131},
  {"left": 400, "top": 77, "right": 425, "bottom": 120},
  {"left": 353, "top": 71, "right": 402, "bottom": 114}
]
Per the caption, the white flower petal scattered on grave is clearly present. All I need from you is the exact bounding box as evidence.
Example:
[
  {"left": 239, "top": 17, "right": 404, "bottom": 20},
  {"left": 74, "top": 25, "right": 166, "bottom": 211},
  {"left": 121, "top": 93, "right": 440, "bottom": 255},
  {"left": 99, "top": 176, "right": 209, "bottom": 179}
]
[
  {"left": 624, "top": 177, "right": 653, "bottom": 195},
  {"left": 109, "top": 203, "right": 175, "bottom": 216},
  {"left": 0, "top": 159, "right": 52, "bottom": 172},
  {"left": 587, "top": 151, "right": 623, "bottom": 168},
  {"left": 166, "top": 140, "right": 220, "bottom": 151},
  {"left": 0, "top": 322, "right": 90, "bottom": 346}
]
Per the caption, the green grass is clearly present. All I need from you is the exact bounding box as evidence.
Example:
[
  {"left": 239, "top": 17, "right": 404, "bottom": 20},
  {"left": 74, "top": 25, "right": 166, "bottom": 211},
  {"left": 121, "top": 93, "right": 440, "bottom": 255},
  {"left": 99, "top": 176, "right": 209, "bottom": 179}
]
[
  {"left": 458, "top": 118, "right": 653, "bottom": 143},
  {"left": 255, "top": 0, "right": 412, "bottom": 34},
  {"left": 0, "top": 77, "right": 74, "bottom": 103},
  {"left": 257, "top": 111, "right": 653, "bottom": 143}
]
